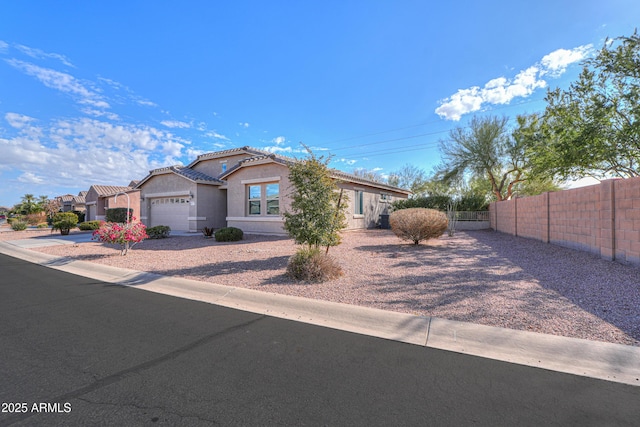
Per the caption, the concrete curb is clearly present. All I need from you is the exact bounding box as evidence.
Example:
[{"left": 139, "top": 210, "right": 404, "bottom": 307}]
[{"left": 1, "top": 241, "right": 639, "bottom": 386}]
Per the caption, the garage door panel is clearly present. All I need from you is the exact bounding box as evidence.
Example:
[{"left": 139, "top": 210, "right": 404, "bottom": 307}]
[{"left": 150, "top": 197, "right": 189, "bottom": 231}]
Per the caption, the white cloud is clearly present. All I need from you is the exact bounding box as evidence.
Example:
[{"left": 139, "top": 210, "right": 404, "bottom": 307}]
[
  {"left": 262, "top": 145, "right": 293, "bottom": 154},
  {"left": 435, "top": 45, "right": 592, "bottom": 121},
  {"left": 17, "top": 172, "right": 45, "bottom": 184},
  {"left": 161, "top": 120, "right": 191, "bottom": 129},
  {"left": 205, "top": 131, "right": 229, "bottom": 140},
  {"left": 15, "top": 44, "right": 75, "bottom": 67},
  {"left": 6, "top": 59, "right": 110, "bottom": 110},
  {"left": 5, "top": 112, "right": 35, "bottom": 129},
  {"left": 272, "top": 136, "right": 286, "bottom": 145},
  {"left": 136, "top": 98, "right": 157, "bottom": 107},
  {"left": 540, "top": 45, "right": 592, "bottom": 77},
  {"left": 0, "top": 40, "right": 8, "bottom": 52},
  {"left": 80, "top": 108, "right": 120, "bottom": 121},
  {"left": 0, "top": 116, "right": 195, "bottom": 192},
  {"left": 338, "top": 158, "right": 357, "bottom": 166},
  {"left": 239, "top": 122, "right": 250, "bottom": 128}
]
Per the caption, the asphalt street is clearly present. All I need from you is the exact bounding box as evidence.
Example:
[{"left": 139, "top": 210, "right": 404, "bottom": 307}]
[{"left": 1, "top": 252, "right": 639, "bottom": 426}]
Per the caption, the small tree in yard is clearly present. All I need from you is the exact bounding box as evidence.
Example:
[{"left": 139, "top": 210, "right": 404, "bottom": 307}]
[
  {"left": 92, "top": 218, "right": 148, "bottom": 255},
  {"left": 283, "top": 147, "right": 348, "bottom": 282},
  {"left": 389, "top": 208, "right": 448, "bottom": 245},
  {"left": 52, "top": 212, "right": 78, "bottom": 235}
]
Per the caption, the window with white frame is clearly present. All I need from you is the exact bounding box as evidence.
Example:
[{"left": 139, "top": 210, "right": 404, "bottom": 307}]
[
  {"left": 221, "top": 161, "right": 227, "bottom": 173},
  {"left": 247, "top": 183, "right": 279, "bottom": 216},
  {"left": 266, "top": 183, "right": 280, "bottom": 215},
  {"left": 354, "top": 190, "right": 364, "bottom": 215},
  {"left": 380, "top": 193, "right": 391, "bottom": 202}
]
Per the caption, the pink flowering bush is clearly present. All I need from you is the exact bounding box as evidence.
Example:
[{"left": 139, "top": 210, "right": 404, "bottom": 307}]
[{"left": 92, "top": 218, "right": 148, "bottom": 255}]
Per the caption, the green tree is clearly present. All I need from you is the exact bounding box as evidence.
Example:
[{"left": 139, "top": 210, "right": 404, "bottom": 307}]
[
  {"left": 436, "top": 115, "right": 528, "bottom": 201},
  {"left": 19, "top": 194, "right": 39, "bottom": 214},
  {"left": 283, "top": 147, "right": 348, "bottom": 250},
  {"left": 538, "top": 30, "right": 640, "bottom": 179}
]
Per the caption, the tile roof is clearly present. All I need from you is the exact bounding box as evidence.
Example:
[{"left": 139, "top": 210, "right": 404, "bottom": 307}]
[
  {"left": 91, "top": 185, "right": 136, "bottom": 196},
  {"left": 135, "top": 165, "right": 223, "bottom": 188},
  {"left": 190, "top": 146, "right": 271, "bottom": 164},
  {"left": 57, "top": 194, "right": 75, "bottom": 202},
  {"left": 219, "top": 151, "right": 411, "bottom": 194},
  {"left": 137, "top": 146, "right": 411, "bottom": 194},
  {"left": 171, "top": 166, "right": 223, "bottom": 184}
]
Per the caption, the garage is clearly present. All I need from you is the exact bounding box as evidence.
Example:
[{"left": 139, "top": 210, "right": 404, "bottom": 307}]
[{"left": 149, "top": 196, "right": 190, "bottom": 231}]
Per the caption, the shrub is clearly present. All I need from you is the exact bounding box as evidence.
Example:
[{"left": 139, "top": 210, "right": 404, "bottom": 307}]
[
  {"left": 25, "top": 212, "right": 47, "bottom": 225},
  {"left": 72, "top": 210, "right": 86, "bottom": 223},
  {"left": 147, "top": 225, "right": 171, "bottom": 239},
  {"left": 105, "top": 208, "right": 133, "bottom": 223},
  {"left": 10, "top": 221, "right": 27, "bottom": 231},
  {"left": 92, "top": 220, "right": 148, "bottom": 255},
  {"left": 389, "top": 208, "right": 448, "bottom": 245},
  {"left": 36, "top": 223, "right": 49, "bottom": 228},
  {"left": 391, "top": 196, "right": 452, "bottom": 212},
  {"left": 286, "top": 247, "right": 343, "bottom": 282},
  {"left": 214, "top": 227, "right": 243, "bottom": 242},
  {"left": 78, "top": 220, "right": 103, "bottom": 231},
  {"left": 52, "top": 212, "right": 79, "bottom": 235},
  {"left": 201, "top": 227, "right": 215, "bottom": 238}
]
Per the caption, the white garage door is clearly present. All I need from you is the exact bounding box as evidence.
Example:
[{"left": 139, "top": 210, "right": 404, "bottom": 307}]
[{"left": 149, "top": 197, "right": 190, "bottom": 231}]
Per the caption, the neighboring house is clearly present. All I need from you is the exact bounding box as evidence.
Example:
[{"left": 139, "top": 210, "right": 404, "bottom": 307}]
[
  {"left": 56, "top": 192, "right": 86, "bottom": 213},
  {"left": 136, "top": 146, "right": 411, "bottom": 234},
  {"left": 56, "top": 194, "right": 75, "bottom": 212},
  {"left": 85, "top": 185, "right": 140, "bottom": 222},
  {"left": 72, "top": 191, "right": 87, "bottom": 212}
]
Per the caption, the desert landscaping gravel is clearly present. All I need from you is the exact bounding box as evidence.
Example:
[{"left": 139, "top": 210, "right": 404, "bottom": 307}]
[{"left": 5, "top": 227, "right": 639, "bottom": 346}]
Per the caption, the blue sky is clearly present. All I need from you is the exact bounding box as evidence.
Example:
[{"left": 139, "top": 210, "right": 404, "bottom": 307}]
[{"left": 1, "top": 1, "right": 639, "bottom": 208}]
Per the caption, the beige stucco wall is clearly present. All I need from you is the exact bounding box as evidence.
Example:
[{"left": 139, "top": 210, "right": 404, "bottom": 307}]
[
  {"left": 105, "top": 190, "right": 141, "bottom": 222},
  {"left": 224, "top": 162, "right": 291, "bottom": 234},
  {"left": 195, "top": 185, "right": 227, "bottom": 230},
  {"left": 138, "top": 173, "right": 197, "bottom": 230},
  {"left": 224, "top": 161, "right": 409, "bottom": 235},
  {"left": 338, "top": 182, "right": 405, "bottom": 230},
  {"left": 192, "top": 153, "right": 254, "bottom": 178},
  {"left": 85, "top": 187, "right": 108, "bottom": 221}
]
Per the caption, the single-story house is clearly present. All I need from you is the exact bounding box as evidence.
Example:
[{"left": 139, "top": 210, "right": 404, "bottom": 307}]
[
  {"left": 55, "top": 194, "right": 76, "bottom": 212},
  {"left": 85, "top": 185, "right": 141, "bottom": 222},
  {"left": 73, "top": 191, "right": 87, "bottom": 213},
  {"left": 136, "top": 146, "right": 411, "bottom": 234}
]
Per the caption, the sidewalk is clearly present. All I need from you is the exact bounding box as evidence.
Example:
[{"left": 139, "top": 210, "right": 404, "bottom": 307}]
[{"left": 1, "top": 236, "right": 639, "bottom": 387}]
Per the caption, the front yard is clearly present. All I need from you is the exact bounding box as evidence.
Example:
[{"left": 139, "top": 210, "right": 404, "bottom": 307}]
[{"left": 15, "top": 228, "right": 639, "bottom": 347}]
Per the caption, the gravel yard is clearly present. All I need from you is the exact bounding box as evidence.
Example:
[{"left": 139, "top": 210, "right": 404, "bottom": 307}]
[{"left": 6, "top": 227, "right": 640, "bottom": 346}]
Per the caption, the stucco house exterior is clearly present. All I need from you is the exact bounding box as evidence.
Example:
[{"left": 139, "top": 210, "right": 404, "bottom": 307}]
[
  {"left": 85, "top": 185, "right": 141, "bottom": 222},
  {"left": 135, "top": 146, "right": 411, "bottom": 234},
  {"left": 55, "top": 191, "right": 86, "bottom": 213}
]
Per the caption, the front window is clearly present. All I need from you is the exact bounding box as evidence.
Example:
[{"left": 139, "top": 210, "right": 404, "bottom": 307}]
[
  {"left": 266, "top": 183, "right": 279, "bottom": 215},
  {"left": 248, "top": 185, "right": 261, "bottom": 215},
  {"left": 247, "top": 183, "right": 279, "bottom": 216},
  {"left": 355, "top": 190, "right": 364, "bottom": 215}
]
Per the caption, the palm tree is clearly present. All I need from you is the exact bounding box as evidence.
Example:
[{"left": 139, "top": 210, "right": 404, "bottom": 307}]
[{"left": 20, "top": 194, "right": 38, "bottom": 214}]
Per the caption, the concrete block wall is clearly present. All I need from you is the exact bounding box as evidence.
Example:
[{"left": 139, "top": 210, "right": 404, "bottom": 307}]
[
  {"left": 613, "top": 177, "right": 640, "bottom": 264},
  {"left": 489, "top": 178, "right": 640, "bottom": 267}
]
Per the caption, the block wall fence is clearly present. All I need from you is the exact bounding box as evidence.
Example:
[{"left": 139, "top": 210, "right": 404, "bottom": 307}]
[{"left": 489, "top": 177, "right": 640, "bottom": 266}]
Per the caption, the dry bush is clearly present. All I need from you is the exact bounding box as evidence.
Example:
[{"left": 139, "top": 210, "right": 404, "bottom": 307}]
[
  {"left": 389, "top": 208, "right": 448, "bottom": 245},
  {"left": 25, "top": 212, "right": 47, "bottom": 225},
  {"left": 286, "top": 247, "right": 344, "bottom": 282}
]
